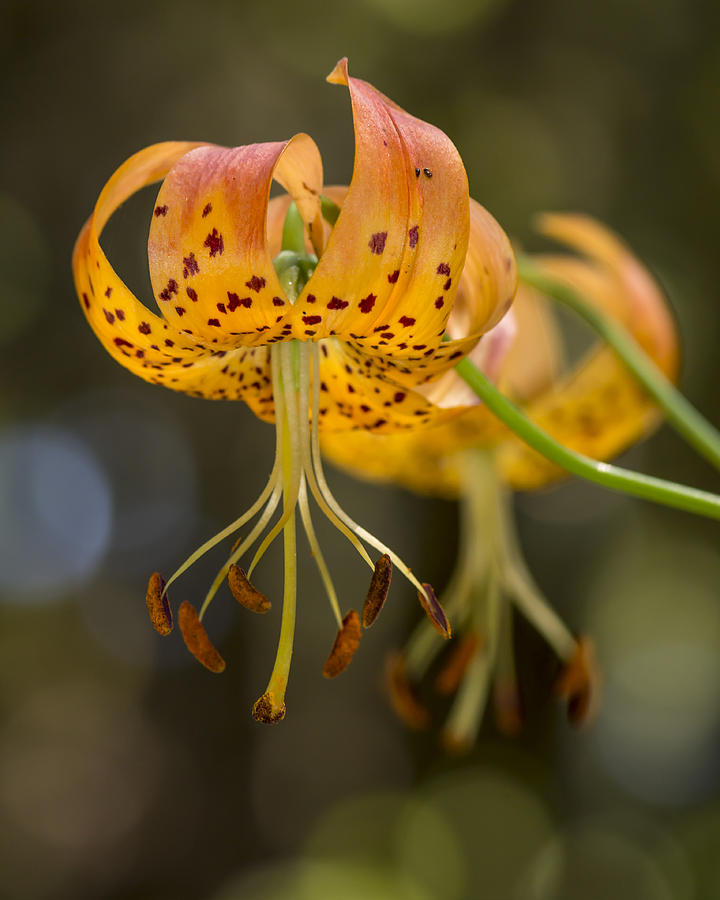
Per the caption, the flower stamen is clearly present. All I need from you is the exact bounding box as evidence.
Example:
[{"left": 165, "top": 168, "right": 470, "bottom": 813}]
[
  {"left": 178, "top": 601, "right": 226, "bottom": 673},
  {"left": 322, "top": 610, "right": 362, "bottom": 678}
]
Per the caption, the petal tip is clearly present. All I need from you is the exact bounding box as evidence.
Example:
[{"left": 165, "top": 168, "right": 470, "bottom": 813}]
[{"left": 326, "top": 57, "right": 349, "bottom": 86}]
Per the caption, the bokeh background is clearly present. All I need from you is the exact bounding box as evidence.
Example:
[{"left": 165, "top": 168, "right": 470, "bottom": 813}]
[{"left": 2, "top": 0, "right": 720, "bottom": 897}]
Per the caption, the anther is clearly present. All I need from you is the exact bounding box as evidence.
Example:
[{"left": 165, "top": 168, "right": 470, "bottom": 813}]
[
  {"left": 493, "top": 682, "right": 523, "bottom": 737},
  {"left": 178, "top": 601, "right": 226, "bottom": 673},
  {"left": 362, "top": 554, "right": 392, "bottom": 628},
  {"left": 228, "top": 565, "right": 271, "bottom": 613},
  {"left": 252, "top": 691, "right": 286, "bottom": 724},
  {"left": 435, "top": 631, "right": 483, "bottom": 695},
  {"left": 417, "top": 583, "right": 451, "bottom": 638},
  {"left": 554, "top": 637, "right": 598, "bottom": 726},
  {"left": 385, "top": 651, "right": 430, "bottom": 730},
  {"left": 322, "top": 609, "right": 362, "bottom": 678},
  {"left": 145, "top": 572, "right": 172, "bottom": 635}
]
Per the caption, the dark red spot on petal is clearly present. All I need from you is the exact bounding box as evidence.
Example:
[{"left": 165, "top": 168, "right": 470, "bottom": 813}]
[
  {"left": 380, "top": 332, "right": 395, "bottom": 340},
  {"left": 437, "top": 262, "right": 450, "bottom": 276},
  {"left": 183, "top": 253, "right": 199, "bottom": 277},
  {"left": 443, "top": 278, "right": 452, "bottom": 291},
  {"left": 138, "top": 322, "right": 151, "bottom": 335},
  {"left": 115, "top": 308, "right": 125, "bottom": 320},
  {"left": 113, "top": 337, "right": 133, "bottom": 348},
  {"left": 175, "top": 306, "right": 186, "bottom": 316},
  {"left": 103, "top": 309, "right": 115, "bottom": 324},
  {"left": 164, "top": 339, "right": 174, "bottom": 347},
  {"left": 82, "top": 293, "right": 90, "bottom": 309},
  {"left": 368, "top": 231, "right": 387, "bottom": 254},
  {"left": 154, "top": 205, "right": 168, "bottom": 217},
  {"left": 387, "top": 270, "right": 400, "bottom": 284},
  {"left": 227, "top": 292, "right": 252, "bottom": 311},
  {"left": 186, "top": 287, "right": 198, "bottom": 302},
  {"left": 306, "top": 293, "right": 316, "bottom": 304},
  {"left": 435, "top": 296, "right": 444, "bottom": 309},
  {"left": 272, "top": 296, "right": 285, "bottom": 306},
  {"left": 408, "top": 226, "right": 419, "bottom": 248},
  {"left": 217, "top": 303, "right": 226, "bottom": 313},
  {"left": 104, "top": 286, "right": 113, "bottom": 298},
  {"left": 207, "top": 318, "right": 221, "bottom": 327},
  {"left": 399, "top": 316, "right": 416, "bottom": 327},
  {"left": 245, "top": 275, "right": 266, "bottom": 292},
  {"left": 204, "top": 229, "right": 224, "bottom": 257},
  {"left": 327, "top": 296, "right": 349, "bottom": 310},
  {"left": 303, "top": 315, "right": 322, "bottom": 325},
  {"left": 412, "top": 344, "right": 427, "bottom": 350},
  {"left": 359, "top": 294, "right": 377, "bottom": 313},
  {"left": 394, "top": 392, "right": 406, "bottom": 402},
  {"left": 202, "top": 203, "right": 212, "bottom": 217}
]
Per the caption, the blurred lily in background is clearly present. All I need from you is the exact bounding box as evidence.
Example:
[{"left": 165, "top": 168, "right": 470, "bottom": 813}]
[
  {"left": 322, "top": 215, "right": 680, "bottom": 750},
  {"left": 72, "top": 59, "right": 516, "bottom": 723}
]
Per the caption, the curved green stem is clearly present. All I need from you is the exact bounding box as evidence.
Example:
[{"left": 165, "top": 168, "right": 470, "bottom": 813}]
[
  {"left": 455, "top": 357, "right": 720, "bottom": 521},
  {"left": 281, "top": 201, "right": 306, "bottom": 255},
  {"left": 517, "top": 256, "right": 720, "bottom": 472}
]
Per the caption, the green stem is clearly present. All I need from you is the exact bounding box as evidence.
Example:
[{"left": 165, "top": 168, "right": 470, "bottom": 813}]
[
  {"left": 455, "top": 357, "right": 720, "bottom": 521},
  {"left": 517, "top": 256, "right": 720, "bottom": 472}
]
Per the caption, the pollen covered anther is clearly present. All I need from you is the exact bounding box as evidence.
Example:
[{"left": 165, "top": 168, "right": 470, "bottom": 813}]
[
  {"left": 228, "top": 565, "right": 271, "bottom": 613},
  {"left": 386, "top": 651, "right": 430, "bottom": 730},
  {"left": 178, "top": 601, "right": 226, "bottom": 673},
  {"left": 322, "top": 609, "right": 362, "bottom": 678},
  {"left": 418, "top": 583, "right": 451, "bottom": 638},
  {"left": 362, "top": 554, "right": 392, "bottom": 628},
  {"left": 252, "top": 691, "right": 286, "bottom": 724},
  {"left": 145, "top": 572, "right": 172, "bottom": 635},
  {"left": 554, "top": 636, "right": 598, "bottom": 726},
  {"left": 435, "top": 631, "right": 483, "bottom": 695}
]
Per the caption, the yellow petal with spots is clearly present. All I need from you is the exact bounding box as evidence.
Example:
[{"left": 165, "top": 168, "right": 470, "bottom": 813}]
[
  {"left": 289, "top": 58, "right": 474, "bottom": 353},
  {"left": 73, "top": 142, "right": 278, "bottom": 414},
  {"left": 148, "top": 136, "right": 323, "bottom": 348}
]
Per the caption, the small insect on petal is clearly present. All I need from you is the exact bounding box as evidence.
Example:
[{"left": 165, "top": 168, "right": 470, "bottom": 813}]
[
  {"left": 417, "top": 583, "right": 451, "bottom": 638},
  {"left": 435, "top": 631, "right": 483, "bottom": 695},
  {"left": 385, "top": 651, "right": 430, "bottom": 730},
  {"left": 145, "top": 572, "right": 172, "bottom": 635},
  {"left": 252, "top": 691, "right": 286, "bottom": 724},
  {"left": 362, "top": 554, "right": 392, "bottom": 628},
  {"left": 178, "top": 601, "right": 226, "bottom": 673},
  {"left": 322, "top": 610, "right": 362, "bottom": 678},
  {"left": 228, "top": 565, "right": 271, "bottom": 613},
  {"left": 554, "top": 636, "right": 599, "bottom": 726}
]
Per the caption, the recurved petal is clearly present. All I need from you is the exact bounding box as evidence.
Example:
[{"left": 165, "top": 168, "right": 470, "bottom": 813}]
[
  {"left": 148, "top": 136, "right": 323, "bottom": 348},
  {"left": 76, "top": 170, "right": 276, "bottom": 410},
  {"left": 289, "top": 59, "right": 470, "bottom": 354}
]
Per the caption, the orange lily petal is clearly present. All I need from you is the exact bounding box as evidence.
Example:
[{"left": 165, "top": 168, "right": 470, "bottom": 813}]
[
  {"left": 73, "top": 142, "right": 289, "bottom": 417},
  {"left": 289, "top": 58, "right": 471, "bottom": 353},
  {"left": 148, "top": 136, "right": 323, "bottom": 348}
]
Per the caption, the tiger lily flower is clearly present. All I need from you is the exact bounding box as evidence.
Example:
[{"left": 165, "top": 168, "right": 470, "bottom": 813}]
[
  {"left": 72, "top": 59, "right": 516, "bottom": 723},
  {"left": 321, "top": 214, "right": 679, "bottom": 749}
]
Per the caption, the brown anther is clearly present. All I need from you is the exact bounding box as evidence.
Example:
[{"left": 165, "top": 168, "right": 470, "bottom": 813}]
[
  {"left": 554, "top": 636, "right": 599, "bottom": 727},
  {"left": 440, "top": 730, "right": 473, "bottom": 756},
  {"left": 228, "top": 565, "right": 271, "bottom": 613},
  {"left": 322, "top": 609, "right": 362, "bottom": 678},
  {"left": 362, "top": 554, "right": 392, "bottom": 628},
  {"left": 178, "top": 601, "right": 226, "bottom": 673},
  {"left": 435, "top": 631, "right": 483, "bottom": 695},
  {"left": 252, "top": 691, "right": 286, "bottom": 724},
  {"left": 145, "top": 572, "right": 172, "bottom": 635},
  {"left": 417, "top": 583, "right": 451, "bottom": 638},
  {"left": 385, "top": 651, "right": 430, "bottom": 730},
  {"left": 493, "top": 681, "right": 524, "bottom": 737}
]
